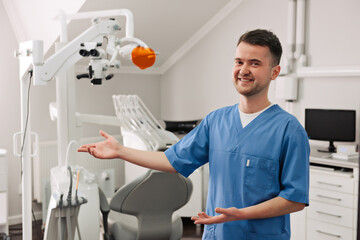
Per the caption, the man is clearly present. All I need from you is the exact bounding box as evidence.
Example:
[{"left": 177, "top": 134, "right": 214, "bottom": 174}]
[{"left": 78, "top": 29, "right": 310, "bottom": 239}]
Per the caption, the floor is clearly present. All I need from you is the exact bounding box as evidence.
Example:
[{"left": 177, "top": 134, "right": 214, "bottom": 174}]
[{"left": 4, "top": 217, "right": 203, "bottom": 240}]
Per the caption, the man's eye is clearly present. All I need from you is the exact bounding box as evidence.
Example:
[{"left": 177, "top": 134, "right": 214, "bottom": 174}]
[
  {"left": 235, "top": 61, "right": 243, "bottom": 65},
  {"left": 252, "top": 62, "right": 260, "bottom": 66}
]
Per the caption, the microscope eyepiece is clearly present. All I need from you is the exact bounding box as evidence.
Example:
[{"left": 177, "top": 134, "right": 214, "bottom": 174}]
[
  {"left": 79, "top": 49, "right": 90, "bottom": 57},
  {"left": 90, "top": 49, "right": 100, "bottom": 57}
]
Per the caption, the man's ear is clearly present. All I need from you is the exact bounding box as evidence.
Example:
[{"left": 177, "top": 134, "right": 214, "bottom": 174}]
[{"left": 271, "top": 65, "right": 281, "bottom": 80}]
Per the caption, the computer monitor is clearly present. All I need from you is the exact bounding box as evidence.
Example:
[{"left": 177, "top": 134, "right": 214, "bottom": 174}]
[{"left": 305, "top": 109, "right": 356, "bottom": 153}]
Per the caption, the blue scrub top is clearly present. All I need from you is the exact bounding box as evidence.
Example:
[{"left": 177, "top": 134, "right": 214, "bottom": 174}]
[{"left": 165, "top": 104, "right": 310, "bottom": 240}]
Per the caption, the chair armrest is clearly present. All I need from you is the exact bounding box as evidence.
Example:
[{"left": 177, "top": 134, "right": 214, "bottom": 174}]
[{"left": 99, "top": 187, "right": 111, "bottom": 239}]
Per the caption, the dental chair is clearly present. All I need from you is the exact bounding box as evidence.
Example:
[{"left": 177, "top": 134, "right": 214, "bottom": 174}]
[{"left": 99, "top": 169, "right": 193, "bottom": 240}]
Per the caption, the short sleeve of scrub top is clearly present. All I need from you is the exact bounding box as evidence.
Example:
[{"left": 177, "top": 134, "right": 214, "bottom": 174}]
[
  {"left": 278, "top": 121, "right": 310, "bottom": 205},
  {"left": 165, "top": 116, "right": 210, "bottom": 177}
]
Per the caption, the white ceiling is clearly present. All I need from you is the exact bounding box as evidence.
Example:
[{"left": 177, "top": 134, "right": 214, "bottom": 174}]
[{"left": 65, "top": 0, "right": 234, "bottom": 71}]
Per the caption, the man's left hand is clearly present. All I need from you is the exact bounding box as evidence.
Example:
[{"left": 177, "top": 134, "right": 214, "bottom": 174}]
[{"left": 191, "top": 207, "right": 243, "bottom": 225}]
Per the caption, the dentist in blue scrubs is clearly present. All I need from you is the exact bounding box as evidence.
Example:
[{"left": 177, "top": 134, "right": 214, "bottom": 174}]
[{"left": 79, "top": 29, "right": 310, "bottom": 240}]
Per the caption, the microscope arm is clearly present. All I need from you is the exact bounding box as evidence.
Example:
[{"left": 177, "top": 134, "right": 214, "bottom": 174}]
[{"left": 30, "top": 19, "right": 120, "bottom": 86}]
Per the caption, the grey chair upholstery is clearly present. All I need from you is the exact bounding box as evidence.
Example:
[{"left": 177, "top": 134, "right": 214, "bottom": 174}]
[{"left": 99, "top": 170, "right": 193, "bottom": 240}]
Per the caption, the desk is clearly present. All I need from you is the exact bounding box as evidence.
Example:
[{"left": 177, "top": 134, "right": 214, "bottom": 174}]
[
  {"left": 310, "top": 148, "right": 358, "bottom": 169},
  {"left": 306, "top": 147, "right": 358, "bottom": 240}
]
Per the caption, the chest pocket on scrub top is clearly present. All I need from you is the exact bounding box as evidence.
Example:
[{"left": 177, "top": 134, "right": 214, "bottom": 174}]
[{"left": 244, "top": 154, "right": 276, "bottom": 190}]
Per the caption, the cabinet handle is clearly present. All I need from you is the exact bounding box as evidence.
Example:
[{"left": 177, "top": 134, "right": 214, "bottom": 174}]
[
  {"left": 316, "top": 181, "right": 342, "bottom": 188},
  {"left": 316, "top": 194, "right": 342, "bottom": 201},
  {"left": 316, "top": 211, "right": 342, "bottom": 218},
  {"left": 316, "top": 230, "right": 341, "bottom": 238}
]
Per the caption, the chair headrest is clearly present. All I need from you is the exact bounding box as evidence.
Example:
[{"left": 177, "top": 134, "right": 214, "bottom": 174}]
[{"left": 110, "top": 170, "right": 192, "bottom": 216}]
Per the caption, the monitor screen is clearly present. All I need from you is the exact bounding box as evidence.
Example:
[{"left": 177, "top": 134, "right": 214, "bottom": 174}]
[{"left": 305, "top": 109, "right": 356, "bottom": 152}]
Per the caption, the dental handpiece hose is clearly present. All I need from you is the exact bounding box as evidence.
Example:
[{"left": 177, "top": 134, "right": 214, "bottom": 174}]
[
  {"left": 66, "top": 167, "right": 73, "bottom": 240},
  {"left": 75, "top": 170, "right": 80, "bottom": 205},
  {"left": 67, "top": 167, "right": 73, "bottom": 204}
]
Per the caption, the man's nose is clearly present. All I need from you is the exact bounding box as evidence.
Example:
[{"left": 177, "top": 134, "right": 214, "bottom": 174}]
[{"left": 239, "top": 64, "right": 250, "bottom": 75}]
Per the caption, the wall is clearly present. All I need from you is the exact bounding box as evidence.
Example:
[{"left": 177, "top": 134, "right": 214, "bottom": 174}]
[
  {"left": 160, "top": 0, "right": 360, "bottom": 148},
  {"left": 160, "top": 0, "right": 288, "bottom": 121},
  {"left": 0, "top": 1, "right": 162, "bottom": 222},
  {"left": 295, "top": 0, "right": 360, "bottom": 147},
  {"left": 0, "top": 0, "right": 23, "bottom": 224}
]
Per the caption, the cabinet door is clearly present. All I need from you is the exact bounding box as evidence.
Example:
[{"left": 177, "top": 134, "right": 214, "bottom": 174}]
[
  {"left": 0, "top": 157, "right": 6, "bottom": 192},
  {"left": 290, "top": 209, "right": 306, "bottom": 240},
  {"left": 0, "top": 192, "right": 7, "bottom": 225},
  {"left": 0, "top": 173, "right": 6, "bottom": 192},
  {"left": 175, "top": 168, "right": 203, "bottom": 217}
]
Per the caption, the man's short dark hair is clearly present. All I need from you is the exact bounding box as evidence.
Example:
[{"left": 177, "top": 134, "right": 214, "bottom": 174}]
[{"left": 237, "top": 29, "right": 282, "bottom": 66}]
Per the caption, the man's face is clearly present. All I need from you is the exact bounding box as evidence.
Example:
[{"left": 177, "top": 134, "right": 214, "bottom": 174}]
[{"left": 232, "top": 42, "right": 280, "bottom": 97}]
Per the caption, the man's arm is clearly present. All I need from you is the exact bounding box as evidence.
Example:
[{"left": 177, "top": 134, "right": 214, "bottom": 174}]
[
  {"left": 77, "top": 130, "right": 177, "bottom": 173},
  {"left": 191, "top": 196, "right": 305, "bottom": 224}
]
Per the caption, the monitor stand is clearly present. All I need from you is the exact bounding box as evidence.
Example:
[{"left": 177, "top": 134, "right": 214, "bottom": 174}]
[{"left": 317, "top": 140, "right": 336, "bottom": 153}]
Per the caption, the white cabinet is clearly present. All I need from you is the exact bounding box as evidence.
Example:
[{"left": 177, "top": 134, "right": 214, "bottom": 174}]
[
  {"left": 287, "top": 148, "right": 360, "bottom": 240},
  {"left": 290, "top": 209, "right": 306, "bottom": 240},
  {"left": 0, "top": 149, "right": 8, "bottom": 235},
  {"left": 307, "top": 167, "right": 357, "bottom": 240}
]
